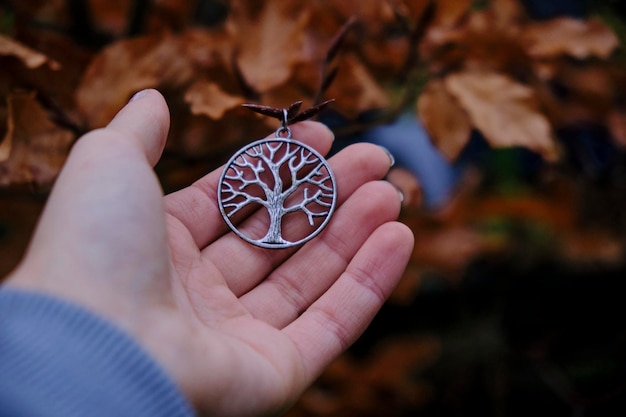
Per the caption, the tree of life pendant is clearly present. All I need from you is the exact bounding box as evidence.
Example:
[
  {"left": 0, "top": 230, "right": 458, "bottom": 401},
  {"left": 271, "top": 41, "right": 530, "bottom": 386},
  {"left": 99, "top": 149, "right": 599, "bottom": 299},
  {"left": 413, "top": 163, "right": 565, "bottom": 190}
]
[{"left": 218, "top": 109, "right": 337, "bottom": 249}]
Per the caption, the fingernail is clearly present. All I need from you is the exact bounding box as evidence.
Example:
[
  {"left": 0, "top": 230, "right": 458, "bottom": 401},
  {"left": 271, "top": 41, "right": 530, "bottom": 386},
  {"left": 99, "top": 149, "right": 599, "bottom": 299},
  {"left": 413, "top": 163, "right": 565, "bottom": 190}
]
[
  {"left": 397, "top": 189, "right": 405, "bottom": 204},
  {"left": 322, "top": 123, "right": 336, "bottom": 142},
  {"left": 378, "top": 146, "right": 395, "bottom": 167},
  {"left": 129, "top": 89, "right": 149, "bottom": 102}
]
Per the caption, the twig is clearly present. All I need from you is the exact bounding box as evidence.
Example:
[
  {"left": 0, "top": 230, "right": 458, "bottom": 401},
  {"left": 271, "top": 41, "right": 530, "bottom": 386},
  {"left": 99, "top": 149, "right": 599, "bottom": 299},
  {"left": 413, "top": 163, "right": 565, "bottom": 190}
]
[{"left": 312, "top": 16, "right": 357, "bottom": 106}]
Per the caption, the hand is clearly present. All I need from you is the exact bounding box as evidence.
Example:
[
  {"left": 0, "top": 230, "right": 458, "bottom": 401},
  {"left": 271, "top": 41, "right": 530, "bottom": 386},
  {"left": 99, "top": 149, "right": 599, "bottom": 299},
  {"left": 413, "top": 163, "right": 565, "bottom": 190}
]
[{"left": 6, "top": 89, "right": 414, "bottom": 416}]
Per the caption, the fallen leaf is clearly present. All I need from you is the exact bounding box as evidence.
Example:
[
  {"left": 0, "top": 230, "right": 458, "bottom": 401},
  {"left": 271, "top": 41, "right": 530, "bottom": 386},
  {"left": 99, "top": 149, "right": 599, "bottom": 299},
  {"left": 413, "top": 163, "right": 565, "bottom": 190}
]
[
  {"left": 311, "top": 0, "right": 396, "bottom": 35},
  {"left": 227, "top": 0, "right": 310, "bottom": 93},
  {"left": 0, "top": 92, "right": 74, "bottom": 185},
  {"left": 324, "top": 53, "right": 390, "bottom": 118},
  {"left": 607, "top": 110, "right": 626, "bottom": 149},
  {"left": 76, "top": 31, "right": 198, "bottom": 128},
  {"left": 444, "top": 70, "right": 558, "bottom": 161},
  {"left": 184, "top": 80, "right": 245, "bottom": 119},
  {"left": 386, "top": 166, "right": 422, "bottom": 207},
  {"left": 561, "top": 230, "right": 624, "bottom": 265},
  {"left": 89, "top": 0, "right": 132, "bottom": 36},
  {"left": 420, "top": 10, "right": 530, "bottom": 76},
  {"left": 401, "top": 0, "right": 435, "bottom": 23},
  {"left": 431, "top": 0, "right": 472, "bottom": 28},
  {"left": 0, "top": 34, "right": 60, "bottom": 70},
  {"left": 417, "top": 78, "right": 472, "bottom": 161},
  {"left": 412, "top": 225, "right": 489, "bottom": 276},
  {"left": 523, "top": 17, "right": 619, "bottom": 60},
  {"left": 289, "top": 335, "right": 439, "bottom": 417},
  {"left": 491, "top": 0, "right": 526, "bottom": 29}
]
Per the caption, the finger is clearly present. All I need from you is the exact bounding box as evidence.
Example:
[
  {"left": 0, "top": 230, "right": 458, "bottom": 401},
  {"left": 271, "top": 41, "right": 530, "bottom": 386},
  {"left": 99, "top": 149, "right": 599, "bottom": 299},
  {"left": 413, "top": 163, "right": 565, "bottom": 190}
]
[
  {"left": 200, "top": 142, "right": 395, "bottom": 293},
  {"left": 164, "top": 121, "right": 335, "bottom": 248},
  {"left": 238, "top": 180, "right": 402, "bottom": 326},
  {"left": 30, "top": 88, "right": 170, "bottom": 236},
  {"left": 16, "top": 89, "right": 172, "bottom": 302},
  {"left": 105, "top": 88, "right": 170, "bottom": 167},
  {"left": 283, "top": 221, "right": 414, "bottom": 380}
]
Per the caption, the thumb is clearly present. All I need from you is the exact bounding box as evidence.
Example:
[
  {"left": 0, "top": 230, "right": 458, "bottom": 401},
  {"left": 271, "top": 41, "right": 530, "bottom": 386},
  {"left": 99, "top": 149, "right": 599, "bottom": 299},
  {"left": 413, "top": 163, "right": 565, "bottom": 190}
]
[{"left": 105, "top": 89, "right": 170, "bottom": 167}]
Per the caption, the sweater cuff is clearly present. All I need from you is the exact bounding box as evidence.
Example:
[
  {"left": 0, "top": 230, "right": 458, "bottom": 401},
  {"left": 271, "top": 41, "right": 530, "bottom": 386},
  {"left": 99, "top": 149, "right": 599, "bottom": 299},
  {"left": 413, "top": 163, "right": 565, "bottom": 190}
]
[{"left": 0, "top": 289, "right": 195, "bottom": 417}]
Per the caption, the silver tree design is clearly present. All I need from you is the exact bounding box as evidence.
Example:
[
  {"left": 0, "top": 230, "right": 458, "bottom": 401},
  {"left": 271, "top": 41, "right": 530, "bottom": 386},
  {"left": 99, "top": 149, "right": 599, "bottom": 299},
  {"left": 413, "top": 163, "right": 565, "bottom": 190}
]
[{"left": 218, "top": 138, "right": 336, "bottom": 248}]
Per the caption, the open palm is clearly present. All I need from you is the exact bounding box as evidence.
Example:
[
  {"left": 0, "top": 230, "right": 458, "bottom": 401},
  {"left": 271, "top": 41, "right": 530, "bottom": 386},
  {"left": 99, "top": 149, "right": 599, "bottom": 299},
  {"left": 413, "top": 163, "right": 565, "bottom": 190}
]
[{"left": 8, "top": 90, "right": 413, "bottom": 416}]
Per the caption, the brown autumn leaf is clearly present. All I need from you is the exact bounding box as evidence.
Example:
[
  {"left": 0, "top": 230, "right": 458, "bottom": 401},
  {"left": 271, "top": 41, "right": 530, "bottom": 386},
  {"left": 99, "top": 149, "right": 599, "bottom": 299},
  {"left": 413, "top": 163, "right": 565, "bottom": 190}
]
[
  {"left": 491, "top": 0, "right": 526, "bottom": 30},
  {"left": 386, "top": 167, "right": 422, "bottom": 208},
  {"left": 420, "top": 9, "right": 530, "bottom": 76},
  {"left": 89, "top": 0, "right": 132, "bottom": 37},
  {"left": 76, "top": 33, "right": 172, "bottom": 128},
  {"left": 0, "top": 34, "right": 60, "bottom": 70},
  {"left": 184, "top": 80, "right": 245, "bottom": 119},
  {"left": 607, "top": 110, "right": 626, "bottom": 149},
  {"left": 444, "top": 70, "right": 558, "bottom": 161},
  {"left": 522, "top": 17, "right": 619, "bottom": 60},
  {"left": 401, "top": 0, "right": 435, "bottom": 23},
  {"left": 324, "top": 53, "right": 390, "bottom": 118},
  {"left": 0, "top": 92, "right": 74, "bottom": 185},
  {"left": 539, "top": 63, "right": 615, "bottom": 127},
  {"left": 76, "top": 31, "right": 202, "bottom": 128},
  {"left": 430, "top": 0, "right": 472, "bottom": 28},
  {"left": 227, "top": 0, "right": 310, "bottom": 93},
  {"left": 417, "top": 78, "right": 472, "bottom": 161},
  {"left": 289, "top": 336, "right": 439, "bottom": 417}
]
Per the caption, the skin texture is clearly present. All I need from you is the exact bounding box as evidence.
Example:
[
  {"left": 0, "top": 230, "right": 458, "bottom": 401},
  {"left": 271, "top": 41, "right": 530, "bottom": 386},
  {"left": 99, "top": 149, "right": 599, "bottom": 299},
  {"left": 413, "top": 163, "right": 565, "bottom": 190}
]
[{"left": 5, "top": 89, "right": 414, "bottom": 416}]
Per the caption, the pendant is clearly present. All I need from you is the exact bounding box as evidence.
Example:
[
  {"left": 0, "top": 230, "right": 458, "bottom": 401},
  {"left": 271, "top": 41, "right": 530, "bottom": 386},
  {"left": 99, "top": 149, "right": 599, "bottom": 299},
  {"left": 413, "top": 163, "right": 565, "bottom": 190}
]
[{"left": 218, "top": 102, "right": 337, "bottom": 249}]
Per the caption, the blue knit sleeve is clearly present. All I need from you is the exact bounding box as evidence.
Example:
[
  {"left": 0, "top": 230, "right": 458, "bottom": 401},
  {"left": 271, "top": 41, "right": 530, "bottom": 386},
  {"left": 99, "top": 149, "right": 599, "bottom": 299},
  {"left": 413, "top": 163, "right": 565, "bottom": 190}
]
[{"left": 0, "top": 289, "right": 195, "bottom": 417}]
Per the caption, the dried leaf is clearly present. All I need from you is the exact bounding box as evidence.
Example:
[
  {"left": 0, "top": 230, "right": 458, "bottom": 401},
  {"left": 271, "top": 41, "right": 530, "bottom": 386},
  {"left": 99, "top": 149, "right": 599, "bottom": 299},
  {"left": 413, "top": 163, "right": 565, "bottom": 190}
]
[
  {"left": 445, "top": 70, "right": 558, "bottom": 161},
  {"left": 523, "top": 17, "right": 619, "bottom": 60},
  {"left": 417, "top": 79, "right": 472, "bottom": 161},
  {"left": 607, "top": 110, "right": 626, "bottom": 149},
  {"left": 386, "top": 167, "right": 422, "bottom": 208},
  {"left": 0, "top": 34, "right": 60, "bottom": 70},
  {"left": 421, "top": 10, "right": 530, "bottom": 75},
  {"left": 228, "top": 0, "right": 310, "bottom": 93},
  {"left": 0, "top": 92, "right": 74, "bottom": 185},
  {"left": 491, "top": 0, "right": 526, "bottom": 29},
  {"left": 431, "top": 0, "right": 472, "bottom": 28},
  {"left": 324, "top": 53, "right": 389, "bottom": 118},
  {"left": 561, "top": 231, "right": 624, "bottom": 265},
  {"left": 76, "top": 32, "right": 197, "bottom": 128},
  {"left": 317, "top": 0, "right": 396, "bottom": 34},
  {"left": 89, "top": 0, "right": 132, "bottom": 36},
  {"left": 401, "top": 0, "right": 435, "bottom": 23},
  {"left": 184, "top": 81, "right": 245, "bottom": 120}
]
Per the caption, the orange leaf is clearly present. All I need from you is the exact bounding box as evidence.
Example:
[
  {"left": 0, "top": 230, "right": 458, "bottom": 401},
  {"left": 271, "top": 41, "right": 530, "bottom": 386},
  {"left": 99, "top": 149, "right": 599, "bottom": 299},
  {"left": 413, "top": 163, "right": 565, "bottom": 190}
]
[
  {"left": 324, "top": 53, "right": 389, "bottom": 118},
  {"left": 0, "top": 92, "right": 74, "bottom": 185},
  {"left": 0, "top": 34, "right": 60, "bottom": 70},
  {"left": 607, "top": 110, "right": 626, "bottom": 149},
  {"left": 417, "top": 79, "right": 472, "bottom": 161},
  {"left": 228, "top": 0, "right": 310, "bottom": 93},
  {"left": 444, "top": 70, "right": 558, "bottom": 161},
  {"left": 523, "top": 17, "right": 619, "bottom": 60},
  {"left": 184, "top": 81, "right": 245, "bottom": 119},
  {"left": 386, "top": 167, "right": 422, "bottom": 208},
  {"left": 491, "top": 0, "right": 526, "bottom": 29},
  {"left": 76, "top": 32, "right": 200, "bottom": 128},
  {"left": 431, "top": 0, "right": 472, "bottom": 28}
]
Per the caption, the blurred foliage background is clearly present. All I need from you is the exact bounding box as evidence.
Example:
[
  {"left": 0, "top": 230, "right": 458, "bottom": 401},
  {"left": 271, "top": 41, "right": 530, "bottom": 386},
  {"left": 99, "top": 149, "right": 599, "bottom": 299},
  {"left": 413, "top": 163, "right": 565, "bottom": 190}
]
[{"left": 1, "top": 0, "right": 626, "bottom": 415}]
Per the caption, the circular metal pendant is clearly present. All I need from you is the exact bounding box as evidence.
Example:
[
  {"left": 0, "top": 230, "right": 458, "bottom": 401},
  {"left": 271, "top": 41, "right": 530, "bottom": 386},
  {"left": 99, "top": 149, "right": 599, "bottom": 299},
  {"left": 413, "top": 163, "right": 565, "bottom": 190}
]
[{"left": 218, "top": 137, "right": 337, "bottom": 249}]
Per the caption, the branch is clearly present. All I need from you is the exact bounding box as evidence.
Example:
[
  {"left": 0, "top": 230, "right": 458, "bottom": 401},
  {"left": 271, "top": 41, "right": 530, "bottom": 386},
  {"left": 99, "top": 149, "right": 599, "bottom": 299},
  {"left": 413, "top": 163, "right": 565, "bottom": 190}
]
[
  {"left": 284, "top": 188, "right": 332, "bottom": 225},
  {"left": 220, "top": 182, "right": 267, "bottom": 216}
]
